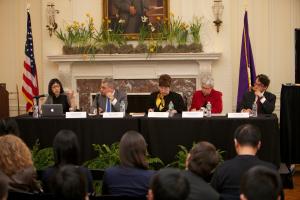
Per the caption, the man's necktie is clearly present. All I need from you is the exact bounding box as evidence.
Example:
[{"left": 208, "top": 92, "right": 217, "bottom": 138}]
[
  {"left": 106, "top": 98, "right": 111, "bottom": 112},
  {"left": 257, "top": 98, "right": 262, "bottom": 114}
]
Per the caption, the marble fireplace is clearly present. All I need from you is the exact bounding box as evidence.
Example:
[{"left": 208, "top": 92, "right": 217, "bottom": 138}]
[{"left": 48, "top": 53, "right": 221, "bottom": 111}]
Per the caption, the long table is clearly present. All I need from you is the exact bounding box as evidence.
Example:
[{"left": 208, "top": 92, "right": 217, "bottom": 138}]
[{"left": 15, "top": 114, "right": 280, "bottom": 167}]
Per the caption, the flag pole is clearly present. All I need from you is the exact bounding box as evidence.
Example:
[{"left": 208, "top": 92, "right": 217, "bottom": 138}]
[{"left": 16, "top": 84, "right": 20, "bottom": 115}]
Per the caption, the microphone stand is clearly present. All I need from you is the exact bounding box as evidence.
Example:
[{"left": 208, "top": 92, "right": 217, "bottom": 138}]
[{"left": 96, "top": 94, "right": 99, "bottom": 116}]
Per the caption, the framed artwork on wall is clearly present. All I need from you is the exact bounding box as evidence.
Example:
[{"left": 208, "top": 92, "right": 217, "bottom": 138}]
[{"left": 103, "top": 0, "right": 169, "bottom": 37}]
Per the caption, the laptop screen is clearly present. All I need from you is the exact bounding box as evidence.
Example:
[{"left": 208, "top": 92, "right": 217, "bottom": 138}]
[{"left": 41, "top": 104, "right": 64, "bottom": 117}]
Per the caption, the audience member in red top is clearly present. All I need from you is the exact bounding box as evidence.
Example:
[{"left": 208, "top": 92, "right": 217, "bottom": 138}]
[{"left": 190, "top": 74, "right": 223, "bottom": 113}]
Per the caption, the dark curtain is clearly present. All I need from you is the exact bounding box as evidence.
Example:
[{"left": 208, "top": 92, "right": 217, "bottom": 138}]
[
  {"left": 296, "top": 29, "right": 300, "bottom": 83},
  {"left": 280, "top": 85, "right": 300, "bottom": 165}
]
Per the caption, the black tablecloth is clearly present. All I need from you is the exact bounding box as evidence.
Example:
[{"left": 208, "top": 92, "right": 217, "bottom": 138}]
[
  {"left": 15, "top": 114, "right": 280, "bottom": 167},
  {"left": 280, "top": 85, "right": 300, "bottom": 164},
  {"left": 140, "top": 115, "right": 280, "bottom": 167},
  {"left": 15, "top": 116, "right": 140, "bottom": 163}
]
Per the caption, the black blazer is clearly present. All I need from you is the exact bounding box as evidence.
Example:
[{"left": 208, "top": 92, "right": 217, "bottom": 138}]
[
  {"left": 147, "top": 91, "right": 186, "bottom": 113},
  {"left": 237, "top": 91, "right": 276, "bottom": 114}
]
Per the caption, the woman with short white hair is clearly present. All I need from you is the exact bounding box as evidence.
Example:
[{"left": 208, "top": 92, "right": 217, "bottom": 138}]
[{"left": 190, "top": 74, "right": 223, "bottom": 113}]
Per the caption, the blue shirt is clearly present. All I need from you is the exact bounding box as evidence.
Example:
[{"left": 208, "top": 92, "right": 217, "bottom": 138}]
[{"left": 102, "top": 165, "right": 155, "bottom": 197}]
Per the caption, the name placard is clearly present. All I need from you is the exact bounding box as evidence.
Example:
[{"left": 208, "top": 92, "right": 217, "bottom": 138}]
[
  {"left": 148, "top": 112, "right": 169, "bottom": 118},
  {"left": 66, "top": 112, "right": 87, "bottom": 118},
  {"left": 103, "top": 112, "right": 125, "bottom": 118},
  {"left": 182, "top": 111, "right": 204, "bottom": 118},
  {"left": 227, "top": 113, "right": 249, "bottom": 118}
]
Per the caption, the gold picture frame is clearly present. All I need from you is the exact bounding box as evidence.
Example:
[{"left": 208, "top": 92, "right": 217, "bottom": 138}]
[{"left": 103, "top": 0, "right": 170, "bottom": 39}]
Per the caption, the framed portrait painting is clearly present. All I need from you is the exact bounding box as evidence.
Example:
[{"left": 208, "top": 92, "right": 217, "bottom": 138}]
[{"left": 103, "top": 0, "right": 169, "bottom": 37}]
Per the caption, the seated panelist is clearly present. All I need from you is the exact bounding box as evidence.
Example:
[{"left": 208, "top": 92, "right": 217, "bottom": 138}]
[
  {"left": 190, "top": 74, "right": 223, "bottom": 113},
  {"left": 147, "top": 74, "right": 186, "bottom": 114},
  {"left": 44, "top": 78, "right": 75, "bottom": 113},
  {"left": 91, "top": 77, "right": 127, "bottom": 113},
  {"left": 238, "top": 74, "right": 276, "bottom": 114}
]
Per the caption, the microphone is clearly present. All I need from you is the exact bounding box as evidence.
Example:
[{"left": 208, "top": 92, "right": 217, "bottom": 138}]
[{"left": 33, "top": 94, "right": 49, "bottom": 99}]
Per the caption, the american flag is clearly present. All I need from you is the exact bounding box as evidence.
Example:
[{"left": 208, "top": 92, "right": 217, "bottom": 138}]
[{"left": 22, "top": 10, "right": 39, "bottom": 112}]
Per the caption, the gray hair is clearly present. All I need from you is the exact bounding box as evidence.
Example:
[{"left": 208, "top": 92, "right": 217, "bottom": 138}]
[
  {"left": 102, "top": 77, "right": 115, "bottom": 89},
  {"left": 201, "top": 74, "right": 214, "bottom": 88}
]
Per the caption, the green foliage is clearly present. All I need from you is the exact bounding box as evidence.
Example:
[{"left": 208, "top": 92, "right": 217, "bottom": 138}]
[
  {"left": 147, "top": 154, "right": 164, "bottom": 170},
  {"left": 83, "top": 143, "right": 120, "bottom": 169},
  {"left": 190, "top": 16, "right": 203, "bottom": 44},
  {"left": 31, "top": 139, "right": 54, "bottom": 170}
]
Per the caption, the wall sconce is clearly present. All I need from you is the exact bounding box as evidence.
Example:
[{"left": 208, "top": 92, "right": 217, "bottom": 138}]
[
  {"left": 46, "top": 2, "right": 59, "bottom": 37},
  {"left": 212, "top": 0, "right": 224, "bottom": 33}
]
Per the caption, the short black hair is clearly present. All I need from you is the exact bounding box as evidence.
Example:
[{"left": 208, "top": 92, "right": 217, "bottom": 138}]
[
  {"left": 150, "top": 168, "right": 190, "bottom": 200},
  {"left": 53, "top": 129, "right": 80, "bottom": 167},
  {"left": 48, "top": 78, "right": 64, "bottom": 96},
  {"left": 256, "top": 74, "right": 270, "bottom": 87},
  {"left": 234, "top": 124, "right": 261, "bottom": 147},
  {"left": 53, "top": 165, "right": 87, "bottom": 200},
  {"left": 241, "top": 166, "right": 282, "bottom": 200},
  {"left": 0, "top": 118, "right": 20, "bottom": 136},
  {"left": 188, "top": 141, "right": 220, "bottom": 178}
]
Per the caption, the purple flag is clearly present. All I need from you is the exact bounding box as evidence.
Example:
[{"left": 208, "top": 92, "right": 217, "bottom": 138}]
[{"left": 236, "top": 11, "right": 256, "bottom": 110}]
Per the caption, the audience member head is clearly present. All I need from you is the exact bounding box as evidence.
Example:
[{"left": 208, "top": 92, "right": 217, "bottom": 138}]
[
  {"left": 148, "top": 168, "right": 190, "bottom": 200},
  {"left": 240, "top": 166, "right": 282, "bottom": 200},
  {"left": 53, "top": 129, "right": 80, "bottom": 167},
  {"left": 234, "top": 124, "right": 261, "bottom": 155},
  {"left": 0, "top": 119, "right": 20, "bottom": 136},
  {"left": 158, "top": 74, "right": 172, "bottom": 96},
  {"left": 100, "top": 77, "right": 115, "bottom": 96},
  {"left": 0, "top": 135, "right": 33, "bottom": 177},
  {"left": 186, "top": 141, "right": 220, "bottom": 178},
  {"left": 119, "top": 130, "right": 148, "bottom": 169},
  {"left": 48, "top": 78, "right": 64, "bottom": 97},
  {"left": 254, "top": 74, "right": 270, "bottom": 92},
  {"left": 53, "top": 165, "right": 88, "bottom": 200},
  {"left": 200, "top": 73, "right": 214, "bottom": 96},
  {"left": 0, "top": 177, "right": 8, "bottom": 200}
]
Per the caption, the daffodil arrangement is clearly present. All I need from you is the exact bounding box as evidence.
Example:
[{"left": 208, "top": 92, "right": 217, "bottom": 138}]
[
  {"left": 190, "top": 16, "right": 203, "bottom": 44},
  {"left": 56, "top": 13, "right": 95, "bottom": 54},
  {"left": 54, "top": 13, "right": 203, "bottom": 54}
]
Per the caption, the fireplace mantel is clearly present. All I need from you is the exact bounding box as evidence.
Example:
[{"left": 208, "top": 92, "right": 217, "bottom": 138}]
[
  {"left": 47, "top": 52, "right": 221, "bottom": 91},
  {"left": 48, "top": 52, "right": 221, "bottom": 62}
]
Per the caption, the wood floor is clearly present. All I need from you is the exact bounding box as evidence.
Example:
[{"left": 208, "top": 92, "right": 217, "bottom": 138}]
[{"left": 284, "top": 171, "right": 300, "bottom": 200}]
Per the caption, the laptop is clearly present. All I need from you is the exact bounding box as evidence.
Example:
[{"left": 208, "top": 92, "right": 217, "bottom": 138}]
[{"left": 41, "top": 104, "right": 64, "bottom": 117}]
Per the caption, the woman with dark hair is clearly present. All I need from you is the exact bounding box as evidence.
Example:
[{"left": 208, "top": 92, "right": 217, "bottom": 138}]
[
  {"left": 53, "top": 165, "right": 89, "bottom": 200},
  {"left": 42, "top": 130, "right": 93, "bottom": 194},
  {"left": 0, "top": 119, "right": 20, "bottom": 136},
  {"left": 44, "top": 78, "right": 74, "bottom": 113},
  {"left": 147, "top": 74, "right": 186, "bottom": 114},
  {"left": 102, "top": 130, "right": 155, "bottom": 197}
]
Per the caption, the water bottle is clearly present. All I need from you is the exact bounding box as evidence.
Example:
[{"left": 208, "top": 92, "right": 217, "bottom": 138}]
[
  {"left": 168, "top": 101, "right": 175, "bottom": 117},
  {"left": 251, "top": 102, "right": 257, "bottom": 117},
  {"left": 120, "top": 100, "right": 126, "bottom": 116},
  {"left": 32, "top": 99, "right": 39, "bottom": 118},
  {"left": 206, "top": 101, "right": 212, "bottom": 117}
]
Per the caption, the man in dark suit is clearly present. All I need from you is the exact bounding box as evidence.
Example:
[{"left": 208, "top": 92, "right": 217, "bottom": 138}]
[
  {"left": 238, "top": 74, "right": 276, "bottom": 114},
  {"left": 91, "top": 78, "right": 127, "bottom": 113},
  {"left": 210, "top": 124, "right": 278, "bottom": 200},
  {"left": 113, "top": 0, "right": 149, "bottom": 33}
]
